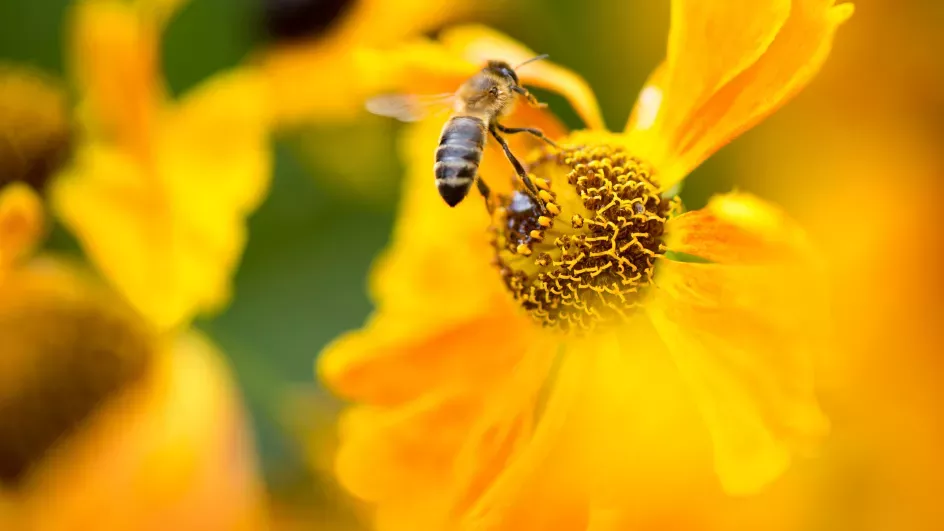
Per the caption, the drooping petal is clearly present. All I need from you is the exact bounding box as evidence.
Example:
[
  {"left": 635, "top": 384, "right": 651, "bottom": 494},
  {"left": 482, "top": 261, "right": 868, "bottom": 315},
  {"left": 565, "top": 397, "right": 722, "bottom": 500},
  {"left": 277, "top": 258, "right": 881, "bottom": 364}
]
[
  {"left": 440, "top": 26, "right": 605, "bottom": 130},
  {"left": 674, "top": 0, "right": 854, "bottom": 178},
  {"left": 647, "top": 192, "right": 830, "bottom": 495},
  {"left": 70, "top": 0, "right": 162, "bottom": 161},
  {"left": 0, "top": 184, "right": 44, "bottom": 271},
  {"left": 52, "top": 69, "right": 271, "bottom": 331},
  {"left": 626, "top": 0, "right": 853, "bottom": 190}
]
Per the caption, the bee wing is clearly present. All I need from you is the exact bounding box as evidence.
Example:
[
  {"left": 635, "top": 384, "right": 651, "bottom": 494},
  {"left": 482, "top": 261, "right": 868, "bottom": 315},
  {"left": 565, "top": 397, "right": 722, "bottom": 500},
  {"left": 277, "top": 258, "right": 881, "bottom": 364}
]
[{"left": 365, "top": 93, "right": 457, "bottom": 123}]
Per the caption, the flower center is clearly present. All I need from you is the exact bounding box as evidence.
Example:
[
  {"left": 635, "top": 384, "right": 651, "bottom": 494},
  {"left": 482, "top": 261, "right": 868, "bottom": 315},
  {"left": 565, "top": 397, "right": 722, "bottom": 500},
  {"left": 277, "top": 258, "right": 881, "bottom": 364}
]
[
  {"left": 491, "top": 137, "right": 680, "bottom": 332},
  {"left": 0, "top": 270, "right": 153, "bottom": 486},
  {"left": 0, "top": 65, "right": 71, "bottom": 194}
]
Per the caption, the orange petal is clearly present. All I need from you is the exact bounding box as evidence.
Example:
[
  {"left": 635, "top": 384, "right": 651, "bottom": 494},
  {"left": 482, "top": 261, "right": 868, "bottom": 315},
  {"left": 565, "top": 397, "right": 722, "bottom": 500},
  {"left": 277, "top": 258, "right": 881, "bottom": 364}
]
[
  {"left": 324, "top": 324, "right": 554, "bottom": 530},
  {"left": 459, "top": 340, "right": 590, "bottom": 531},
  {"left": 647, "top": 192, "right": 829, "bottom": 494},
  {"left": 665, "top": 192, "right": 816, "bottom": 264},
  {"left": 626, "top": 0, "right": 853, "bottom": 190},
  {"left": 440, "top": 25, "right": 605, "bottom": 130},
  {"left": 70, "top": 0, "right": 162, "bottom": 161},
  {"left": 0, "top": 184, "right": 44, "bottom": 270},
  {"left": 335, "top": 394, "right": 482, "bottom": 506},
  {"left": 319, "top": 310, "right": 538, "bottom": 407}
]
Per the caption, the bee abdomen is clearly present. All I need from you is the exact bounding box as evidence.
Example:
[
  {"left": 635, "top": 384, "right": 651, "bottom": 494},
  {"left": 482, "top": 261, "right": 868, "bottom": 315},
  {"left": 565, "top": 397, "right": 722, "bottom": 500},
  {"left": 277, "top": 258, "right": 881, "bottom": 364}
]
[{"left": 435, "top": 116, "right": 486, "bottom": 207}]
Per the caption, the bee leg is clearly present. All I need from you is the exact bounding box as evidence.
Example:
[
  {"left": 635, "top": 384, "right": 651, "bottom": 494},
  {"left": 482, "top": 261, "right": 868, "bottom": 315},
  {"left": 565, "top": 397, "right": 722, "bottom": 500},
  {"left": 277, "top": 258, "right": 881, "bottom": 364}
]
[
  {"left": 475, "top": 177, "right": 495, "bottom": 214},
  {"left": 512, "top": 86, "right": 548, "bottom": 109},
  {"left": 494, "top": 123, "right": 558, "bottom": 148},
  {"left": 489, "top": 126, "right": 546, "bottom": 210}
]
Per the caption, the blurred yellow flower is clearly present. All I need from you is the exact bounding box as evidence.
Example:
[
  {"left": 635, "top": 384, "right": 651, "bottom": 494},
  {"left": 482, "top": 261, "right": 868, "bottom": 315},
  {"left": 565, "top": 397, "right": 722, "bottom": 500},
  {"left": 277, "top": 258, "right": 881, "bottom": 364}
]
[
  {"left": 51, "top": 0, "right": 272, "bottom": 331},
  {"left": 0, "top": 184, "right": 268, "bottom": 531},
  {"left": 259, "top": 0, "right": 499, "bottom": 127},
  {"left": 318, "top": 0, "right": 852, "bottom": 528}
]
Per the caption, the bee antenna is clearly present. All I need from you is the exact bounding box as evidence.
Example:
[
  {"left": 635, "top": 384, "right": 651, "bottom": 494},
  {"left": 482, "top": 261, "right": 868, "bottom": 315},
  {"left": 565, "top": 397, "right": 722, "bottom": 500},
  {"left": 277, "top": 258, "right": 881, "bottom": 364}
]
[{"left": 514, "top": 54, "right": 549, "bottom": 70}]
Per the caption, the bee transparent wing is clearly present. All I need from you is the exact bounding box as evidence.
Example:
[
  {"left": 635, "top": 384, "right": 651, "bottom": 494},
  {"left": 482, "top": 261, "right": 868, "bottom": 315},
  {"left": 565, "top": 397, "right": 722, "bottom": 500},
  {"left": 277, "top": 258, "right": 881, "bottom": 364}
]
[{"left": 365, "top": 93, "right": 456, "bottom": 123}]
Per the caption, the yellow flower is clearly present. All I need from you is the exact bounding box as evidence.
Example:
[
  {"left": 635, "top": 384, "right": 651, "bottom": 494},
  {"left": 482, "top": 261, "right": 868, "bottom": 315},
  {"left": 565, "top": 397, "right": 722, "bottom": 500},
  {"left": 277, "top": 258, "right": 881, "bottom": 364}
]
[
  {"left": 0, "top": 184, "right": 269, "bottom": 531},
  {"left": 51, "top": 0, "right": 272, "bottom": 331},
  {"left": 318, "top": 0, "right": 853, "bottom": 528},
  {"left": 259, "top": 0, "right": 500, "bottom": 126}
]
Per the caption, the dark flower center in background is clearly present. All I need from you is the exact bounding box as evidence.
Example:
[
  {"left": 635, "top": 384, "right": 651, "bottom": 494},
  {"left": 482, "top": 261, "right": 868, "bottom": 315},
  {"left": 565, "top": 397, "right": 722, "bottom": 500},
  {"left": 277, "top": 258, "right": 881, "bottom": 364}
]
[
  {"left": 0, "top": 275, "right": 153, "bottom": 486},
  {"left": 262, "top": 0, "right": 357, "bottom": 42},
  {"left": 0, "top": 65, "right": 72, "bottom": 194},
  {"left": 492, "top": 143, "right": 680, "bottom": 332}
]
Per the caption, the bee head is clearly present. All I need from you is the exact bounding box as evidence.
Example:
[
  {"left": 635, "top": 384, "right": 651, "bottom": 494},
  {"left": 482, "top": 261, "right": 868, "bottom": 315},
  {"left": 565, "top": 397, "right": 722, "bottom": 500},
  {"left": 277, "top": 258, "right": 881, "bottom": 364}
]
[{"left": 486, "top": 60, "right": 520, "bottom": 86}]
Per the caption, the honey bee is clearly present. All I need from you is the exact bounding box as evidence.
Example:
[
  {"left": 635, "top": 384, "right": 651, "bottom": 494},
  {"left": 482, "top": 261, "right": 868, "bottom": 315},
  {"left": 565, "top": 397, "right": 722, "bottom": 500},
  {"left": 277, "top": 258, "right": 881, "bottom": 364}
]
[{"left": 366, "top": 55, "right": 557, "bottom": 208}]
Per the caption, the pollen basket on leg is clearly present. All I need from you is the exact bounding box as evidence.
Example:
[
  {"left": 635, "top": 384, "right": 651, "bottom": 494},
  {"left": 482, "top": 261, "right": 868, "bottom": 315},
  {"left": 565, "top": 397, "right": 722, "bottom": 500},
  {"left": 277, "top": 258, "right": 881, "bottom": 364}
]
[{"left": 491, "top": 143, "right": 681, "bottom": 332}]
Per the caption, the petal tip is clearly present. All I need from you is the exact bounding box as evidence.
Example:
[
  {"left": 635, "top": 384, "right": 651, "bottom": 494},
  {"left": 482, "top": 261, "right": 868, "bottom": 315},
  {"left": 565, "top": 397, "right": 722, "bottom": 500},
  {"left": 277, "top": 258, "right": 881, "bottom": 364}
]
[{"left": 831, "top": 3, "right": 855, "bottom": 24}]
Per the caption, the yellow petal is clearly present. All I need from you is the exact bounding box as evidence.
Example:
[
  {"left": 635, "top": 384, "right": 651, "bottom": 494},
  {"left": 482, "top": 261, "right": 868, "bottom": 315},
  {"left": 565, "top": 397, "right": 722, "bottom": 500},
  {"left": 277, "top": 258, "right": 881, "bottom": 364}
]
[
  {"left": 160, "top": 67, "right": 272, "bottom": 222},
  {"left": 626, "top": 0, "right": 853, "bottom": 190},
  {"left": 70, "top": 0, "right": 161, "bottom": 160},
  {"left": 647, "top": 192, "right": 829, "bottom": 494},
  {"left": 354, "top": 39, "right": 481, "bottom": 101},
  {"left": 260, "top": 0, "right": 490, "bottom": 125},
  {"left": 318, "top": 92, "right": 568, "bottom": 531},
  {"left": 0, "top": 183, "right": 44, "bottom": 271},
  {"left": 52, "top": 69, "right": 271, "bottom": 330},
  {"left": 439, "top": 26, "right": 605, "bottom": 131},
  {"left": 320, "top": 310, "right": 538, "bottom": 407},
  {"left": 353, "top": 25, "right": 603, "bottom": 130},
  {"left": 458, "top": 340, "right": 590, "bottom": 531}
]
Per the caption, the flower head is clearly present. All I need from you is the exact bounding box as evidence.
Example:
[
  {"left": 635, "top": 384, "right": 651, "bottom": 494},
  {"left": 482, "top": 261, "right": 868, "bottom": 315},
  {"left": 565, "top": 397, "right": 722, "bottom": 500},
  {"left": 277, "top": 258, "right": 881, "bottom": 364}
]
[
  {"left": 0, "top": 182, "right": 268, "bottom": 530},
  {"left": 0, "top": 65, "right": 71, "bottom": 194},
  {"left": 319, "top": 0, "right": 853, "bottom": 528},
  {"left": 51, "top": 0, "right": 272, "bottom": 331}
]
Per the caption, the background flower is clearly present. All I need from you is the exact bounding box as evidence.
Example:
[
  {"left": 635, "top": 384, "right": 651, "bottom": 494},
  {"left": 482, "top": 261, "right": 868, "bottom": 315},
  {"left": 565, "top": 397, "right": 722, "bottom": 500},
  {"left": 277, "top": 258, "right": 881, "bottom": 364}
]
[{"left": 0, "top": 184, "right": 268, "bottom": 531}]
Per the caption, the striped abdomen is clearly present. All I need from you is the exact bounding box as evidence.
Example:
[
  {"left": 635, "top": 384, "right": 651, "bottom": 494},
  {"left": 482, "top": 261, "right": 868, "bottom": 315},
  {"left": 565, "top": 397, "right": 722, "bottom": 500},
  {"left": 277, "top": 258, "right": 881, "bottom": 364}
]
[{"left": 434, "top": 115, "right": 486, "bottom": 207}]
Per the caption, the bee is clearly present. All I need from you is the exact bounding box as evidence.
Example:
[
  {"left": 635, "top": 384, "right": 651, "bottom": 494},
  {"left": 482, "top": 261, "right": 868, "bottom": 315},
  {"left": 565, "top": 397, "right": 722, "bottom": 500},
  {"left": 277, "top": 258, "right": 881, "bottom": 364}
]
[{"left": 366, "top": 55, "right": 557, "bottom": 208}]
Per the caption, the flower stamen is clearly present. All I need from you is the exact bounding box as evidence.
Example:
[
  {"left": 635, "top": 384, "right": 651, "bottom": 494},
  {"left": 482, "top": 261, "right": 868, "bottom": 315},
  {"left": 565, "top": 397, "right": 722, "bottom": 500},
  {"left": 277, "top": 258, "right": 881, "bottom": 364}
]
[{"left": 491, "top": 141, "right": 681, "bottom": 332}]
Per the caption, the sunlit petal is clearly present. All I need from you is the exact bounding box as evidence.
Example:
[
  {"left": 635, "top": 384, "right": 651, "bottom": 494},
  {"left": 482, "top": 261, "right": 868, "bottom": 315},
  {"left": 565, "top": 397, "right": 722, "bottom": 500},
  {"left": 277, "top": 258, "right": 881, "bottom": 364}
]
[
  {"left": 626, "top": 0, "right": 853, "bottom": 190},
  {"left": 52, "top": 69, "right": 271, "bottom": 331},
  {"left": 648, "top": 192, "right": 829, "bottom": 494}
]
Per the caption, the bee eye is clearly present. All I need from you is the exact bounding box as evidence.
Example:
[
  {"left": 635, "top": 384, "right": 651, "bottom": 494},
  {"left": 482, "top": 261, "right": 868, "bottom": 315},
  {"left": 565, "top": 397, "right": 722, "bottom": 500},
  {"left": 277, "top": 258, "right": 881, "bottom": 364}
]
[{"left": 501, "top": 67, "right": 519, "bottom": 85}]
